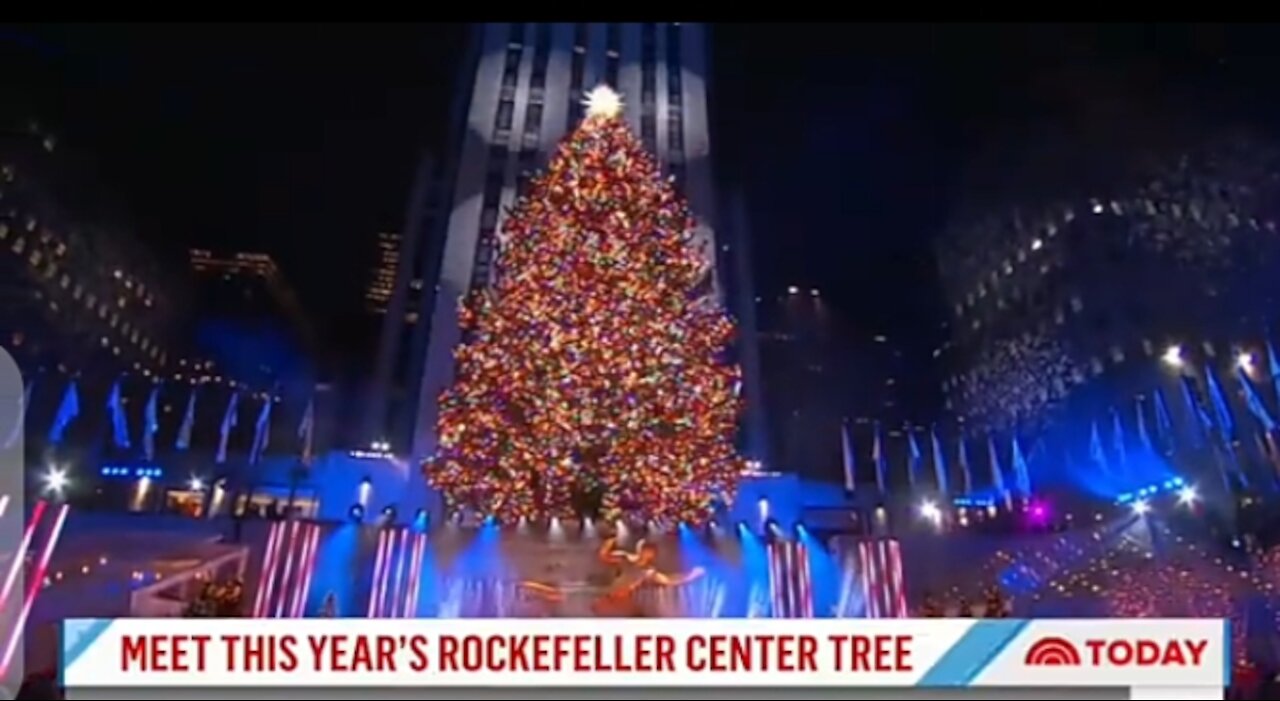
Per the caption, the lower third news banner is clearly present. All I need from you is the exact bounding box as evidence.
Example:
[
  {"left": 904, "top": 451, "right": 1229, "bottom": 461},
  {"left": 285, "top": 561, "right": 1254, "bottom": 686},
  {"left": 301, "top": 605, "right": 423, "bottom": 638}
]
[{"left": 59, "top": 618, "right": 1228, "bottom": 700}]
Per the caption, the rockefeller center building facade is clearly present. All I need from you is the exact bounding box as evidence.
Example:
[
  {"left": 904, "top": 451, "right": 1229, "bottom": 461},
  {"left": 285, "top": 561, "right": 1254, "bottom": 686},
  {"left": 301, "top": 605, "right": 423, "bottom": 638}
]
[
  {"left": 936, "top": 128, "right": 1280, "bottom": 495},
  {"left": 366, "top": 23, "right": 766, "bottom": 465}
]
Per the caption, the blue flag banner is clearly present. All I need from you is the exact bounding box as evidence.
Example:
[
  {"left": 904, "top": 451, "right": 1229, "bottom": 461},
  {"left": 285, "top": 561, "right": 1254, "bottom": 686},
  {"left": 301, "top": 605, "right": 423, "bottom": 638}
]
[
  {"left": 841, "top": 420, "right": 857, "bottom": 493},
  {"left": 1090, "top": 420, "right": 1109, "bottom": 475},
  {"left": 906, "top": 430, "right": 922, "bottom": 489},
  {"left": 1110, "top": 408, "right": 1127, "bottom": 474},
  {"left": 107, "top": 380, "right": 130, "bottom": 449},
  {"left": 1268, "top": 336, "right": 1280, "bottom": 404},
  {"left": 1135, "top": 398, "right": 1152, "bottom": 453},
  {"left": 1238, "top": 367, "right": 1277, "bottom": 432},
  {"left": 957, "top": 436, "right": 973, "bottom": 495},
  {"left": 1180, "top": 376, "right": 1211, "bottom": 447},
  {"left": 1011, "top": 436, "right": 1031, "bottom": 496},
  {"left": 930, "top": 426, "right": 949, "bottom": 496},
  {"left": 176, "top": 386, "right": 198, "bottom": 451},
  {"left": 216, "top": 391, "right": 240, "bottom": 465},
  {"left": 987, "top": 435, "right": 1006, "bottom": 494},
  {"left": 1153, "top": 388, "right": 1175, "bottom": 449},
  {"left": 142, "top": 383, "right": 161, "bottom": 461},
  {"left": 48, "top": 380, "right": 79, "bottom": 445},
  {"left": 1206, "top": 366, "right": 1235, "bottom": 440},
  {"left": 872, "top": 421, "right": 887, "bottom": 493}
]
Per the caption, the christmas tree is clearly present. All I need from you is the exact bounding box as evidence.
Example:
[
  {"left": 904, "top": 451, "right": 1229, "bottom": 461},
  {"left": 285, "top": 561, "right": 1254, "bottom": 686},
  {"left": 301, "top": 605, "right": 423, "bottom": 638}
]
[{"left": 426, "top": 86, "right": 745, "bottom": 526}]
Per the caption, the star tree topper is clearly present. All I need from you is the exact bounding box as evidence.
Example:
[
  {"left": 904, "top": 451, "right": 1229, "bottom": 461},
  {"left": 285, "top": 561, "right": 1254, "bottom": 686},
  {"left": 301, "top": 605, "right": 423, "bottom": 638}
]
[{"left": 583, "top": 84, "right": 624, "bottom": 119}]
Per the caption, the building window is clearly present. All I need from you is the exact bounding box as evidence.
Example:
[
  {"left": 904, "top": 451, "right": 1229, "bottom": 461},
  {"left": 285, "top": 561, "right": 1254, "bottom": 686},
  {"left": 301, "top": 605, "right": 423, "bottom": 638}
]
[
  {"left": 604, "top": 23, "right": 621, "bottom": 86},
  {"left": 502, "top": 48, "right": 521, "bottom": 90},
  {"left": 530, "top": 24, "right": 550, "bottom": 96},
  {"left": 488, "top": 144, "right": 507, "bottom": 175},
  {"left": 568, "top": 40, "right": 586, "bottom": 127},
  {"left": 518, "top": 148, "right": 538, "bottom": 177},
  {"left": 484, "top": 172, "right": 505, "bottom": 205},
  {"left": 669, "top": 114, "right": 684, "bottom": 152},
  {"left": 605, "top": 56, "right": 619, "bottom": 87},
  {"left": 508, "top": 23, "right": 526, "bottom": 46},
  {"left": 524, "top": 103, "right": 544, "bottom": 139},
  {"left": 495, "top": 100, "right": 515, "bottom": 132},
  {"left": 641, "top": 115, "right": 657, "bottom": 153},
  {"left": 641, "top": 24, "right": 657, "bottom": 100},
  {"left": 666, "top": 24, "right": 683, "bottom": 107}
]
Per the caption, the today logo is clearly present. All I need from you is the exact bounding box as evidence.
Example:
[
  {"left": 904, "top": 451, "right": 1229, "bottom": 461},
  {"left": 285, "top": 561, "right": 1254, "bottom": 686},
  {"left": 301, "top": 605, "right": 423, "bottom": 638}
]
[{"left": 1024, "top": 636, "right": 1209, "bottom": 667}]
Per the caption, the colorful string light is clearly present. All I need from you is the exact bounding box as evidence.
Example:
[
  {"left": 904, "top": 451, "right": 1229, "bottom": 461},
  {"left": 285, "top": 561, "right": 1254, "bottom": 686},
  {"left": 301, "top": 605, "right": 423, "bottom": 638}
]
[{"left": 426, "top": 95, "right": 745, "bottom": 525}]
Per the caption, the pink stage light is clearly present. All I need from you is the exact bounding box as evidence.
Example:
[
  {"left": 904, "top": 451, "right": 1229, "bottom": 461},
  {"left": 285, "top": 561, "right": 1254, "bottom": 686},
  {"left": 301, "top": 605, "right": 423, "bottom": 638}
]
[
  {"left": 367, "top": 529, "right": 389, "bottom": 617},
  {"left": 374, "top": 530, "right": 400, "bottom": 618},
  {"left": 272, "top": 521, "right": 302, "bottom": 618},
  {"left": 797, "top": 543, "right": 814, "bottom": 618},
  {"left": 291, "top": 524, "right": 320, "bottom": 619},
  {"left": 858, "top": 541, "right": 878, "bottom": 618},
  {"left": 0, "top": 503, "right": 69, "bottom": 678},
  {"left": 0, "top": 500, "right": 47, "bottom": 614},
  {"left": 251, "top": 521, "right": 285, "bottom": 618},
  {"left": 389, "top": 528, "right": 409, "bottom": 618},
  {"left": 402, "top": 533, "right": 426, "bottom": 618},
  {"left": 887, "top": 539, "right": 908, "bottom": 618},
  {"left": 766, "top": 541, "right": 815, "bottom": 618}
]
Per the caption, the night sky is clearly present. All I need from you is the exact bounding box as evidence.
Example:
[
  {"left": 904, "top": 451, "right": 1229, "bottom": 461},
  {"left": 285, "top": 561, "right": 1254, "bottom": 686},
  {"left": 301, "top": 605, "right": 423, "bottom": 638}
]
[{"left": 5, "top": 23, "right": 1278, "bottom": 373}]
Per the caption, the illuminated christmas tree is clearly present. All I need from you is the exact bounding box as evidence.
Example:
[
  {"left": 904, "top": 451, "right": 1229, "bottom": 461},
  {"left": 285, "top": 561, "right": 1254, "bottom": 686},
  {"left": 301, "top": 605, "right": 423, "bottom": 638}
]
[{"left": 426, "top": 86, "right": 745, "bottom": 525}]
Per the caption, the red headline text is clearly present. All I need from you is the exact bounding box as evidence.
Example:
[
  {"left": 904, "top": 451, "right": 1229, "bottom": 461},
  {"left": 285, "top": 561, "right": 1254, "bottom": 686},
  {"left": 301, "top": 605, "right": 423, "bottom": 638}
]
[{"left": 118, "top": 633, "right": 916, "bottom": 675}]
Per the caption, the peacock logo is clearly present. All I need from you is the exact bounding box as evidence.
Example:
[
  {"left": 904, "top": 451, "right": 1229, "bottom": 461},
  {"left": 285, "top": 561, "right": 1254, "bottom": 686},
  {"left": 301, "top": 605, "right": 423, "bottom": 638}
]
[{"left": 1024, "top": 636, "right": 1082, "bottom": 666}]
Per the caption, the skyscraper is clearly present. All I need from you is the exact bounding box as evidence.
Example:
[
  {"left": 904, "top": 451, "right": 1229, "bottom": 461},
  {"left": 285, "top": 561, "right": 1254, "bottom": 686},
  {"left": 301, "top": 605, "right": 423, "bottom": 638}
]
[
  {"left": 364, "top": 232, "right": 403, "bottom": 316},
  {"left": 367, "top": 23, "right": 764, "bottom": 468}
]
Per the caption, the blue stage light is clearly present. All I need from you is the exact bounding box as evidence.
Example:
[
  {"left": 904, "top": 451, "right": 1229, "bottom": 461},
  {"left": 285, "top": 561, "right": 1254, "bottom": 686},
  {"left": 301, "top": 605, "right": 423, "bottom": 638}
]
[{"left": 348, "top": 504, "right": 365, "bottom": 522}]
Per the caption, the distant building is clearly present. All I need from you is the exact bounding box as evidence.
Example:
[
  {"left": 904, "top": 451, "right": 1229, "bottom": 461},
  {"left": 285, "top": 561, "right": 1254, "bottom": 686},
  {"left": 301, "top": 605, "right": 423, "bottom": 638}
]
[
  {"left": 1, "top": 120, "right": 182, "bottom": 380},
  {"left": 758, "top": 287, "right": 928, "bottom": 488},
  {"left": 362, "top": 156, "right": 448, "bottom": 449},
  {"left": 0, "top": 116, "right": 197, "bottom": 463},
  {"left": 364, "top": 232, "right": 403, "bottom": 316},
  {"left": 187, "top": 248, "right": 316, "bottom": 395},
  {"left": 937, "top": 129, "right": 1280, "bottom": 494}
]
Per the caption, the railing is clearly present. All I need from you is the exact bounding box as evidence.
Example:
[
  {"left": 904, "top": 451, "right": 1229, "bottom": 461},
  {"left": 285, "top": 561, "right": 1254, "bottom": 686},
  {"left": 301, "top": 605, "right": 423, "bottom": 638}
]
[{"left": 128, "top": 546, "right": 249, "bottom": 617}]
